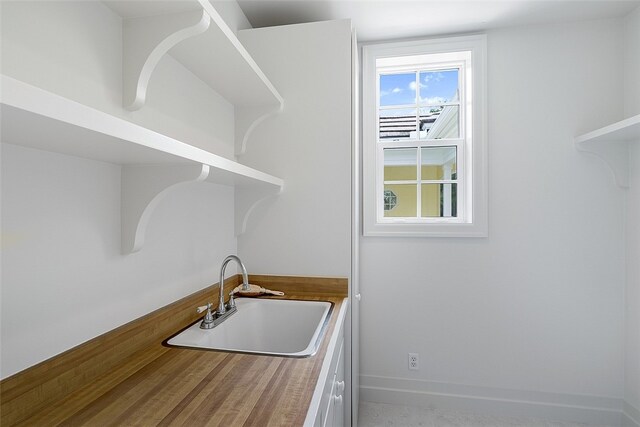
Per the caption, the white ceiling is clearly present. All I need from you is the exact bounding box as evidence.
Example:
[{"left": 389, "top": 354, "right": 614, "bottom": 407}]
[
  {"left": 236, "top": 0, "right": 640, "bottom": 42},
  {"left": 104, "top": 1, "right": 201, "bottom": 18}
]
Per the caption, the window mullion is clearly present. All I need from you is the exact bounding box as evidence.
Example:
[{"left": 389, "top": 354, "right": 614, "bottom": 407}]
[
  {"left": 379, "top": 103, "right": 419, "bottom": 110},
  {"left": 377, "top": 143, "right": 385, "bottom": 222},
  {"left": 414, "top": 71, "right": 420, "bottom": 139},
  {"left": 420, "top": 180, "right": 457, "bottom": 184},
  {"left": 420, "top": 102, "right": 460, "bottom": 108},
  {"left": 379, "top": 141, "right": 423, "bottom": 149},
  {"left": 383, "top": 180, "right": 419, "bottom": 185},
  {"left": 414, "top": 70, "right": 423, "bottom": 218},
  {"left": 416, "top": 142, "right": 422, "bottom": 218}
]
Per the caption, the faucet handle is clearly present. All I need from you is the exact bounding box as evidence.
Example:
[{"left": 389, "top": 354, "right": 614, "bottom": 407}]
[
  {"left": 227, "top": 292, "right": 236, "bottom": 310},
  {"left": 196, "top": 303, "right": 212, "bottom": 314},
  {"left": 198, "top": 303, "right": 216, "bottom": 329}
]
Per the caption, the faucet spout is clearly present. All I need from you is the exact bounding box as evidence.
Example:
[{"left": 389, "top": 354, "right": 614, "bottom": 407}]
[{"left": 218, "top": 255, "right": 249, "bottom": 315}]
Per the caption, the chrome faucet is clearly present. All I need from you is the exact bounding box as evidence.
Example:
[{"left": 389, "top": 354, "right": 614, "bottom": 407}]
[
  {"left": 197, "top": 255, "right": 250, "bottom": 329},
  {"left": 218, "top": 255, "right": 250, "bottom": 314}
]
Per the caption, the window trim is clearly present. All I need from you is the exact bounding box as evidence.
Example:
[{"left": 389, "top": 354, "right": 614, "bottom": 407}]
[{"left": 362, "top": 34, "right": 488, "bottom": 237}]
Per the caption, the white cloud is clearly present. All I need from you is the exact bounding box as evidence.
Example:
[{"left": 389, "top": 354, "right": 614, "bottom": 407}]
[
  {"left": 381, "top": 87, "right": 403, "bottom": 97},
  {"left": 420, "top": 96, "right": 446, "bottom": 105},
  {"left": 423, "top": 72, "right": 445, "bottom": 85},
  {"left": 409, "top": 81, "right": 426, "bottom": 91}
]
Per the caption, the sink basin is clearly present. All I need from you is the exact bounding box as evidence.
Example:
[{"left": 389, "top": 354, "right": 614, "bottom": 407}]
[{"left": 166, "top": 298, "right": 333, "bottom": 357}]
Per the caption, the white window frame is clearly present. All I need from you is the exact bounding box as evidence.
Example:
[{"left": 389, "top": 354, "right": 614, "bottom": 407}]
[{"left": 362, "top": 35, "right": 488, "bottom": 237}]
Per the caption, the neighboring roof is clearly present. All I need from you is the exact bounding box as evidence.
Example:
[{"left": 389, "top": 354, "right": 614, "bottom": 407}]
[{"left": 379, "top": 106, "right": 457, "bottom": 140}]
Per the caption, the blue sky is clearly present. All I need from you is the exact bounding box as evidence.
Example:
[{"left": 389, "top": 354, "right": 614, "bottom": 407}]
[{"left": 379, "top": 69, "right": 458, "bottom": 107}]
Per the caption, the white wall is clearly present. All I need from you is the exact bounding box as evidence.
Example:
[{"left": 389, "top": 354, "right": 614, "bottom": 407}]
[
  {"left": 623, "top": 7, "right": 640, "bottom": 118},
  {"left": 360, "top": 17, "right": 627, "bottom": 422},
  {"left": 235, "top": 20, "right": 353, "bottom": 278},
  {"left": 1, "top": 144, "right": 235, "bottom": 378},
  {"left": 234, "top": 20, "right": 354, "bottom": 427},
  {"left": 0, "top": 1, "right": 244, "bottom": 378},
  {"left": 624, "top": 6, "right": 640, "bottom": 426},
  {"left": 627, "top": 142, "right": 640, "bottom": 427}
]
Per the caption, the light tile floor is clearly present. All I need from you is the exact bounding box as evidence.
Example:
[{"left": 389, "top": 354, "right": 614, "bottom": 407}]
[{"left": 358, "top": 401, "right": 596, "bottom": 427}]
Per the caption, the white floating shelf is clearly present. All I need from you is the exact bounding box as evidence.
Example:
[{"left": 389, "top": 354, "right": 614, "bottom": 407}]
[
  {"left": 120, "top": 0, "right": 283, "bottom": 110},
  {"left": 574, "top": 114, "right": 640, "bottom": 189},
  {"left": 1, "top": 75, "right": 284, "bottom": 252},
  {"left": 116, "top": 0, "right": 283, "bottom": 155},
  {"left": 575, "top": 114, "right": 640, "bottom": 145},
  {"left": 1, "top": 75, "right": 283, "bottom": 188},
  {"left": 175, "top": 0, "right": 283, "bottom": 108}
]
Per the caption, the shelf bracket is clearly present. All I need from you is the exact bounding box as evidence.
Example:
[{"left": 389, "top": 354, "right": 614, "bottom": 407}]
[
  {"left": 234, "top": 185, "right": 284, "bottom": 236},
  {"left": 123, "top": 9, "right": 211, "bottom": 111},
  {"left": 122, "top": 164, "right": 210, "bottom": 254},
  {"left": 235, "top": 104, "right": 284, "bottom": 157},
  {"left": 575, "top": 141, "right": 629, "bottom": 188}
]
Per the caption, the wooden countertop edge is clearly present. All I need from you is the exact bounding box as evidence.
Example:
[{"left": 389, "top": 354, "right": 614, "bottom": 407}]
[{"left": 1, "top": 275, "right": 348, "bottom": 426}]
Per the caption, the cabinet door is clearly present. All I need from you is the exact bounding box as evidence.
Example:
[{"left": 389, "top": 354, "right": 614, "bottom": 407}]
[
  {"left": 314, "top": 403, "right": 323, "bottom": 427},
  {"left": 323, "top": 378, "right": 336, "bottom": 427},
  {"left": 333, "top": 341, "right": 345, "bottom": 427},
  {"left": 324, "top": 340, "right": 345, "bottom": 427}
]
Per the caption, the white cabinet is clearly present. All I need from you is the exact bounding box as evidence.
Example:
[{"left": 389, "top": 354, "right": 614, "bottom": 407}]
[
  {"left": 335, "top": 345, "right": 346, "bottom": 427},
  {"left": 308, "top": 299, "right": 348, "bottom": 427},
  {"left": 324, "top": 340, "right": 345, "bottom": 427},
  {"left": 314, "top": 340, "right": 345, "bottom": 427}
]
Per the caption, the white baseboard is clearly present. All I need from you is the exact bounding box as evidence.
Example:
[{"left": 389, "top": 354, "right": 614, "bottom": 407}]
[
  {"left": 623, "top": 401, "right": 640, "bottom": 427},
  {"left": 360, "top": 375, "right": 624, "bottom": 426}
]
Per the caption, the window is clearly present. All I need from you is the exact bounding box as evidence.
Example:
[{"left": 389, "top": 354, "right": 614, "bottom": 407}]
[{"left": 362, "top": 35, "right": 487, "bottom": 237}]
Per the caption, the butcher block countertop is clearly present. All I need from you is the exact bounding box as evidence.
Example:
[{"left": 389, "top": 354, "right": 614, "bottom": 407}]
[{"left": 0, "top": 275, "right": 348, "bottom": 426}]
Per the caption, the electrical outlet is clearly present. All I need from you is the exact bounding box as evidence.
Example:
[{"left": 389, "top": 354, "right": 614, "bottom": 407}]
[{"left": 408, "top": 353, "right": 419, "bottom": 370}]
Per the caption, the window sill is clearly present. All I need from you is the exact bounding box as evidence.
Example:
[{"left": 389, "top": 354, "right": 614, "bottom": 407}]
[{"left": 363, "top": 221, "right": 487, "bottom": 238}]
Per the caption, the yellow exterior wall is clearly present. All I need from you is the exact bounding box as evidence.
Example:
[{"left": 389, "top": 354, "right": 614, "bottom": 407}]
[
  {"left": 384, "top": 183, "right": 416, "bottom": 217},
  {"left": 384, "top": 165, "right": 452, "bottom": 217},
  {"left": 421, "top": 165, "right": 441, "bottom": 217},
  {"left": 384, "top": 165, "right": 416, "bottom": 181}
]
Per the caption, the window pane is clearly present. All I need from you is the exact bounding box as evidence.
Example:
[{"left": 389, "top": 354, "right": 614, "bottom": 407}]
[
  {"left": 421, "top": 183, "right": 457, "bottom": 217},
  {"left": 379, "top": 73, "right": 417, "bottom": 107},
  {"left": 384, "top": 148, "right": 417, "bottom": 181},
  {"left": 419, "top": 69, "right": 459, "bottom": 105},
  {"left": 384, "top": 184, "right": 417, "bottom": 217},
  {"left": 379, "top": 108, "right": 417, "bottom": 141},
  {"left": 418, "top": 105, "right": 459, "bottom": 139},
  {"left": 421, "top": 147, "right": 456, "bottom": 180}
]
